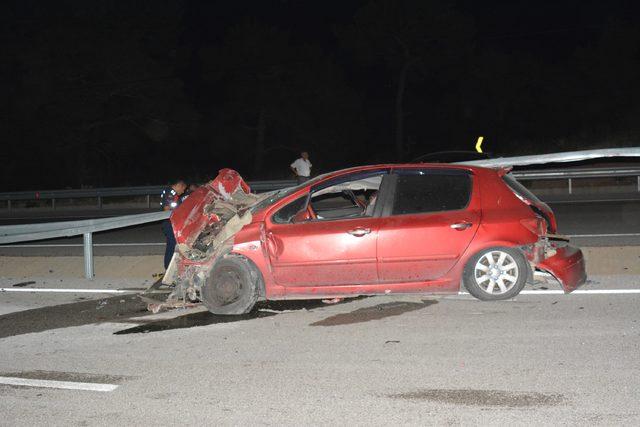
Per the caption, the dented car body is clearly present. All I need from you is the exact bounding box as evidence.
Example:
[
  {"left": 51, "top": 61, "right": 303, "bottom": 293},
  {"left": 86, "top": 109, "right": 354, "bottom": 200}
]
[{"left": 163, "top": 164, "right": 586, "bottom": 314}]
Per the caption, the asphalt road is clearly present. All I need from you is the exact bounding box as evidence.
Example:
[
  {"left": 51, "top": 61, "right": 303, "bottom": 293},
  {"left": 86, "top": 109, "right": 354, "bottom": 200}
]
[
  {"left": 0, "top": 274, "right": 639, "bottom": 425},
  {"left": 1, "top": 200, "right": 639, "bottom": 256}
]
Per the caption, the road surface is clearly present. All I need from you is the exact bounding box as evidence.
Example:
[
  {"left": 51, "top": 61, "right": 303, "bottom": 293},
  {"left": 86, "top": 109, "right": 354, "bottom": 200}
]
[{"left": 0, "top": 274, "right": 639, "bottom": 425}]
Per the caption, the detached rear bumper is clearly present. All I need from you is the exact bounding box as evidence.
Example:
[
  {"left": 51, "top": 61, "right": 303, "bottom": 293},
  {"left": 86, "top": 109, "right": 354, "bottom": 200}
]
[{"left": 537, "top": 245, "right": 586, "bottom": 293}]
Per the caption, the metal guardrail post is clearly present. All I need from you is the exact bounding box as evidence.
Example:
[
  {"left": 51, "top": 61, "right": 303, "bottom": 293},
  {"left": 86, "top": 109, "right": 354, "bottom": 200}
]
[
  {"left": 146, "top": 194, "right": 151, "bottom": 208},
  {"left": 6, "top": 200, "right": 10, "bottom": 211},
  {"left": 83, "top": 232, "right": 94, "bottom": 280},
  {"left": 97, "top": 196, "right": 102, "bottom": 209},
  {"left": 51, "top": 198, "right": 56, "bottom": 210},
  {"left": 568, "top": 178, "right": 573, "bottom": 195}
]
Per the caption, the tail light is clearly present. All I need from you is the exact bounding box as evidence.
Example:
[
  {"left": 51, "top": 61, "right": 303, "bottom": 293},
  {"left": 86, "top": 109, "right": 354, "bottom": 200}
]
[{"left": 520, "top": 217, "right": 546, "bottom": 236}]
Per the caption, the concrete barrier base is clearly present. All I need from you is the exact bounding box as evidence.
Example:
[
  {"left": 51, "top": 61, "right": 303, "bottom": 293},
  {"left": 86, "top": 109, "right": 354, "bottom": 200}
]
[
  {"left": 582, "top": 247, "right": 640, "bottom": 275},
  {"left": 0, "top": 255, "right": 163, "bottom": 280}
]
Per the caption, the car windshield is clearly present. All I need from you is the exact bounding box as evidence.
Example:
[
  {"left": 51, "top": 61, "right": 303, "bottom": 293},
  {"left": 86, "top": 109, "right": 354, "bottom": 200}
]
[{"left": 250, "top": 173, "right": 331, "bottom": 213}]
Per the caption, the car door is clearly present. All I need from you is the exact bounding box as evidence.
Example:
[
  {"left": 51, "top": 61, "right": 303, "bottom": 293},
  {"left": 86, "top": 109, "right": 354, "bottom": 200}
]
[
  {"left": 265, "top": 170, "right": 389, "bottom": 287},
  {"left": 377, "top": 168, "right": 480, "bottom": 283}
]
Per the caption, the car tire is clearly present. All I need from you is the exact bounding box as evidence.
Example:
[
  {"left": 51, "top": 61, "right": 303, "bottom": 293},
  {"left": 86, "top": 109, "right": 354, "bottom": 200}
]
[
  {"left": 201, "top": 255, "right": 262, "bottom": 315},
  {"left": 463, "top": 246, "right": 528, "bottom": 301}
]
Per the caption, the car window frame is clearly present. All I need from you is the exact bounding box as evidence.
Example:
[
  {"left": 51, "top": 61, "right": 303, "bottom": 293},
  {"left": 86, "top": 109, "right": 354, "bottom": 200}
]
[
  {"left": 382, "top": 168, "right": 474, "bottom": 218},
  {"left": 269, "top": 168, "right": 391, "bottom": 225},
  {"left": 307, "top": 169, "right": 390, "bottom": 222},
  {"left": 271, "top": 193, "right": 310, "bottom": 225}
]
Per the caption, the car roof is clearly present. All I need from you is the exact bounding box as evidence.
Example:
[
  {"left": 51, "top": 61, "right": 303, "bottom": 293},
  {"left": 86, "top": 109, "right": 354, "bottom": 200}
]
[{"left": 319, "top": 163, "right": 491, "bottom": 179}]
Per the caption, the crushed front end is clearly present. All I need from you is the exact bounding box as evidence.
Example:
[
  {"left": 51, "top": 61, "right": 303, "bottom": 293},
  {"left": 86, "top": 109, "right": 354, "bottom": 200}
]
[{"left": 149, "top": 169, "right": 262, "bottom": 311}]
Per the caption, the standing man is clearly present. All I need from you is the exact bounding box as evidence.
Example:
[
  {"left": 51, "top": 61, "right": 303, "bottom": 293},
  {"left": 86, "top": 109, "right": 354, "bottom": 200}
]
[
  {"left": 290, "top": 151, "right": 312, "bottom": 184},
  {"left": 160, "top": 179, "right": 187, "bottom": 270}
]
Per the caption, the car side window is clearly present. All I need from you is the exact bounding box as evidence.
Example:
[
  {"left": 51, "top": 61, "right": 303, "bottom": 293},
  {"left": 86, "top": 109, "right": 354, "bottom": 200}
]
[
  {"left": 309, "top": 172, "right": 385, "bottom": 221},
  {"left": 391, "top": 171, "right": 471, "bottom": 215},
  {"left": 272, "top": 196, "right": 307, "bottom": 224}
]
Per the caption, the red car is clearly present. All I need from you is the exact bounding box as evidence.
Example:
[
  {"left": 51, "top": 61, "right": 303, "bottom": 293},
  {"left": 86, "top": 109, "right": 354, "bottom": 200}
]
[{"left": 164, "top": 165, "right": 586, "bottom": 315}]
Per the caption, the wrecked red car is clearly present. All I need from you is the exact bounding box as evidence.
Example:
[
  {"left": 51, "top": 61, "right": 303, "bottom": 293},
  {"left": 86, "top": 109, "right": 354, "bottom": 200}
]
[{"left": 162, "top": 165, "right": 586, "bottom": 314}]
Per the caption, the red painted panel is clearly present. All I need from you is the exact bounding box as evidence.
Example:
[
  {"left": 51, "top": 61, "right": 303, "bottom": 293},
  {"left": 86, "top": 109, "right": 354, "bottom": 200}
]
[
  {"left": 377, "top": 209, "right": 480, "bottom": 282},
  {"left": 537, "top": 246, "right": 587, "bottom": 292},
  {"left": 267, "top": 217, "right": 381, "bottom": 287}
]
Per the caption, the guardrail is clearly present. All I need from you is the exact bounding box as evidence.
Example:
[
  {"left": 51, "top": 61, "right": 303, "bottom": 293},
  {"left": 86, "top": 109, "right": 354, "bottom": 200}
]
[
  {"left": 0, "top": 180, "right": 296, "bottom": 210},
  {"left": 1, "top": 168, "right": 639, "bottom": 210},
  {"left": 511, "top": 167, "right": 640, "bottom": 195},
  {"left": 0, "top": 211, "right": 171, "bottom": 279}
]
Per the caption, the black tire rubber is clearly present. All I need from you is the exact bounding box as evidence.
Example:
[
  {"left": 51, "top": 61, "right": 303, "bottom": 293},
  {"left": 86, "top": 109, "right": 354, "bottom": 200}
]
[
  {"left": 462, "top": 246, "right": 528, "bottom": 301},
  {"left": 201, "top": 255, "right": 262, "bottom": 315}
]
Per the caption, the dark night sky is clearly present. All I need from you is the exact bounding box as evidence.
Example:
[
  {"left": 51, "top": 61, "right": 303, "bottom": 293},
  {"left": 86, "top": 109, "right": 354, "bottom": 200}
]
[{"left": 2, "top": 0, "right": 639, "bottom": 190}]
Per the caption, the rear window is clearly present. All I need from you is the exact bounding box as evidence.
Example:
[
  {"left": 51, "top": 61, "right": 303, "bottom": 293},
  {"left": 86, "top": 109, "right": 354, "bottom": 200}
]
[
  {"left": 392, "top": 171, "right": 472, "bottom": 215},
  {"left": 502, "top": 174, "right": 543, "bottom": 204}
]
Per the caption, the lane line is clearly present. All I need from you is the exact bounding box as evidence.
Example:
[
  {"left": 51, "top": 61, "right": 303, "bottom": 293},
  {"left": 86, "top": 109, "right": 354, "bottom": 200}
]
[
  {"left": 548, "top": 198, "right": 640, "bottom": 204},
  {"left": 0, "top": 376, "right": 118, "bottom": 392},
  {"left": 2, "top": 287, "right": 640, "bottom": 295},
  {"left": 0, "top": 213, "right": 151, "bottom": 221},
  {"left": 568, "top": 233, "right": 640, "bottom": 238},
  {"left": 0, "top": 288, "right": 135, "bottom": 294},
  {"left": 459, "top": 289, "right": 640, "bottom": 295},
  {"left": 0, "top": 243, "right": 164, "bottom": 248}
]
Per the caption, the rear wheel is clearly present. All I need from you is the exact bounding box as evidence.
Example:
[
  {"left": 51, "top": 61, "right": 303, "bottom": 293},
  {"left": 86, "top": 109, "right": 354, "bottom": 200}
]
[
  {"left": 463, "top": 247, "right": 528, "bottom": 301},
  {"left": 201, "top": 255, "right": 261, "bottom": 315}
]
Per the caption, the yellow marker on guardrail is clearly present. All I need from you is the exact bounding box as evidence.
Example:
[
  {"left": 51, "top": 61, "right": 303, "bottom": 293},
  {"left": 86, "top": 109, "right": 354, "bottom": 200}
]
[{"left": 475, "top": 136, "right": 484, "bottom": 153}]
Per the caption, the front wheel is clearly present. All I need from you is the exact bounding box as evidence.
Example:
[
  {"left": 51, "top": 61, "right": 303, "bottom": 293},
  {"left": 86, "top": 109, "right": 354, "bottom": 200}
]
[
  {"left": 462, "top": 247, "right": 528, "bottom": 301},
  {"left": 201, "top": 255, "right": 262, "bottom": 315}
]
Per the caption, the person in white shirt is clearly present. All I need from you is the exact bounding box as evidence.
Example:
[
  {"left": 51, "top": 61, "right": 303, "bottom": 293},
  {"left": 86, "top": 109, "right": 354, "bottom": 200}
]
[{"left": 290, "top": 151, "right": 312, "bottom": 184}]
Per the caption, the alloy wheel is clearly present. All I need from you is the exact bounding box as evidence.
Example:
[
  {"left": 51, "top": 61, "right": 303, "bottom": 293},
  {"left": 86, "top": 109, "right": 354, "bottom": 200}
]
[{"left": 473, "top": 250, "right": 520, "bottom": 295}]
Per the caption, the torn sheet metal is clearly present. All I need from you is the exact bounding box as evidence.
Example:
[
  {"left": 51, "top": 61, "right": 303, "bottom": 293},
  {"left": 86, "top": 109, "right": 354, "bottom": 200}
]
[
  {"left": 458, "top": 147, "right": 640, "bottom": 168},
  {"left": 161, "top": 169, "right": 260, "bottom": 291}
]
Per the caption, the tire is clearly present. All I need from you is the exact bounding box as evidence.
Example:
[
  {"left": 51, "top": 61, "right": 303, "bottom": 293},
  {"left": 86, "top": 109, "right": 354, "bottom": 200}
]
[
  {"left": 201, "top": 255, "right": 261, "bottom": 315},
  {"left": 462, "top": 246, "right": 528, "bottom": 301}
]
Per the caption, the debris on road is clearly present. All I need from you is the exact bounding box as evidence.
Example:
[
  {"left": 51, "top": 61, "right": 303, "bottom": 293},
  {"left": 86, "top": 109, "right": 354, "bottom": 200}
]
[{"left": 11, "top": 281, "right": 35, "bottom": 288}]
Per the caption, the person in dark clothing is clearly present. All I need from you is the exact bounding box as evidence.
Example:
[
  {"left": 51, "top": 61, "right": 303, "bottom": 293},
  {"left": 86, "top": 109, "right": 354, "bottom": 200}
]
[
  {"left": 179, "top": 183, "right": 199, "bottom": 203},
  {"left": 160, "top": 180, "right": 186, "bottom": 270}
]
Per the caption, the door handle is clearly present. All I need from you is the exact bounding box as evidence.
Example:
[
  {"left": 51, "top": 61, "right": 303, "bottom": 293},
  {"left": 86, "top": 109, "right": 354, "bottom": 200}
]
[
  {"left": 347, "top": 227, "right": 371, "bottom": 237},
  {"left": 450, "top": 222, "right": 472, "bottom": 230}
]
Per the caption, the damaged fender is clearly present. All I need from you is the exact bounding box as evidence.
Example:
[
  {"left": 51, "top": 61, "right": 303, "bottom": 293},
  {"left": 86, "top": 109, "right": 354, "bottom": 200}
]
[
  {"left": 536, "top": 246, "right": 587, "bottom": 293},
  {"left": 523, "top": 236, "right": 587, "bottom": 293}
]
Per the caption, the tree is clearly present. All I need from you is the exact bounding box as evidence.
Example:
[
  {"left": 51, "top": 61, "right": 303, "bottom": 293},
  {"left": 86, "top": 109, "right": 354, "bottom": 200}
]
[
  {"left": 343, "top": 0, "right": 473, "bottom": 160},
  {"left": 199, "top": 19, "right": 366, "bottom": 178},
  {"left": 0, "top": 0, "right": 199, "bottom": 189}
]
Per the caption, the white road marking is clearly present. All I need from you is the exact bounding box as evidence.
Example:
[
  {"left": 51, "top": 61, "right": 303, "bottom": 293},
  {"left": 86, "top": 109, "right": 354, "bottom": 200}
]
[
  {"left": 0, "top": 214, "right": 149, "bottom": 221},
  {"left": 2, "top": 288, "right": 639, "bottom": 295},
  {"left": 549, "top": 197, "right": 640, "bottom": 204},
  {"left": 0, "top": 288, "right": 134, "bottom": 294},
  {"left": 0, "top": 243, "right": 164, "bottom": 248},
  {"left": 568, "top": 233, "right": 640, "bottom": 238},
  {"left": 459, "top": 289, "right": 640, "bottom": 295},
  {"left": 0, "top": 376, "right": 118, "bottom": 392}
]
